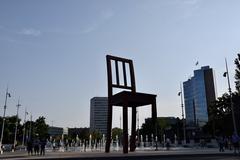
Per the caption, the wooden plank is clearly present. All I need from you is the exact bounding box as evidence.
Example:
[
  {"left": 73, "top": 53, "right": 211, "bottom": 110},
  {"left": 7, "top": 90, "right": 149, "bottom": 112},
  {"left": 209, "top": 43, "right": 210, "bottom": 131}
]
[
  {"left": 115, "top": 60, "right": 120, "bottom": 85},
  {"left": 122, "top": 62, "right": 127, "bottom": 87},
  {"left": 112, "top": 84, "right": 132, "bottom": 90}
]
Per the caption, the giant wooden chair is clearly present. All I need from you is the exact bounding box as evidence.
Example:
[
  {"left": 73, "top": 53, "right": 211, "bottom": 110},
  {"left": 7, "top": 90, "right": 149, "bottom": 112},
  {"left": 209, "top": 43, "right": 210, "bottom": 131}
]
[{"left": 105, "top": 55, "right": 157, "bottom": 153}]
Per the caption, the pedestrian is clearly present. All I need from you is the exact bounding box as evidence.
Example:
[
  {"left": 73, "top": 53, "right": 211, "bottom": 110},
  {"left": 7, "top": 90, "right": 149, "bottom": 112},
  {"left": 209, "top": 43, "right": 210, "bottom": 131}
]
[
  {"left": 52, "top": 139, "right": 56, "bottom": 151},
  {"left": 11, "top": 144, "right": 15, "bottom": 152},
  {"left": 228, "top": 136, "right": 232, "bottom": 150},
  {"left": 232, "top": 132, "right": 240, "bottom": 155},
  {"left": 65, "top": 139, "right": 69, "bottom": 151},
  {"left": 40, "top": 139, "right": 46, "bottom": 156},
  {"left": 33, "top": 138, "right": 40, "bottom": 155},
  {"left": 224, "top": 136, "right": 228, "bottom": 150},
  {"left": 0, "top": 144, "right": 3, "bottom": 154},
  {"left": 217, "top": 136, "right": 224, "bottom": 152},
  {"left": 166, "top": 138, "right": 170, "bottom": 150},
  {"left": 84, "top": 140, "right": 86, "bottom": 152},
  {"left": 27, "top": 139, "right": 33, "bottom": 156}
]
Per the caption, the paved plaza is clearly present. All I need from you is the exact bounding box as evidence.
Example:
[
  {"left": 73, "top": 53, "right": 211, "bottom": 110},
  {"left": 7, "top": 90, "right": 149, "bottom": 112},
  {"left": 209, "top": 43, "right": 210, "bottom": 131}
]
[{"left": 0, "top": 148, "right": 239, "bottom": 160}]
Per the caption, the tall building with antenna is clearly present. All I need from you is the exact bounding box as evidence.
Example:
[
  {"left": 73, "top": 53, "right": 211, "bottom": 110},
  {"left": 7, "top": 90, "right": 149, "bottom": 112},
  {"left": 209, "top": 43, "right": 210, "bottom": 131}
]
[{"left": 183, "top": 66, "right": 216, "bottom": 127}]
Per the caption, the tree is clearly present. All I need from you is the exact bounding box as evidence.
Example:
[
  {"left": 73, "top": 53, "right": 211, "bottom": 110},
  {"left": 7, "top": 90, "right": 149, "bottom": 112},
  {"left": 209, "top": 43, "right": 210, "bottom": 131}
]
[
  {"left": 0, "top": 116, "right": 22, "bottom": 144},
  {"left": 235, "top": 53, "right": 240, "bottom": 93},
  {"left": 234, "top": 53, "right": 240, "bottom": 133},
  {"left": 203, "top": 93, "right": 233, "bottom": 136},
  {"left": 112, "top": 127, "right": 122, "bottom": 141},
  {"left": 78, "top": 128, "right": 89, "bottom": 140},
  {"left": 34, "top": 116, "right": 48, "bottom": 139},
  {"left": 140, "top": 118, "right": 156, "bottom": 139},
  {"left": 91, "top": 130, "right": 101, "bottom": 140},
  {"left": 140, "top": 117, "right": 180, "bottom": 142},
  {"left": 203, "top": 54, "right": 240, "bottom": 137},
  {"left": 204, "top": 88, "right": 240, "bottom": 136}
]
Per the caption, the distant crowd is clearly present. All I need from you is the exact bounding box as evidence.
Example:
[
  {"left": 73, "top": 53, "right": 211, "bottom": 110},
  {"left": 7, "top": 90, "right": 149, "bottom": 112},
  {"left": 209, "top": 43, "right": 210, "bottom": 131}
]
[
  {"left": 27, "top": 138, "right": 46, "bottom": 156},
  {"left": 216, "top": 132, "right": 240, "bottom": 155}
]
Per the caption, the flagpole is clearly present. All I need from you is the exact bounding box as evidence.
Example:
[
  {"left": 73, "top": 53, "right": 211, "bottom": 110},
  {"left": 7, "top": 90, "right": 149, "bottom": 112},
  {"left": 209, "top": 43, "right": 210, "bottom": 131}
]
[
  {"left": 22, "top": 108, "right": 28, "bottom": 146},
  {"left": 224, "top": 58, "right": 237, "bottom": 135},
  {"left": 13, "top": 99, "right": 21, "bottom": 150},
  {"left": 0, "top": 87, "right": 10, "bottom": 154},
  {"left": 29, "top": 113, "right": 32, "bottom": 140},
  {"left": 120, "top": 115, "right": 121, "bottom": 129},
  {"left": 137, "top": 109, "right": 140, "bottom": 143},
  {"left": 179, "top": 83, "right": 186, "bottom": 144}
]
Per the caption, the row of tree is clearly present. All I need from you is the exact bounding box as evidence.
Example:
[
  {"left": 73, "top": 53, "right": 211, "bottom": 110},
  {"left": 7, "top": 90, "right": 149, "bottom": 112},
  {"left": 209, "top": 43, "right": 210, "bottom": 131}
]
[
  {"left": 0, "top": 115, "right": 124, "bottom": 145},
  {"left": 203, "top": 54, "right": 240, "bottom": 136},
  {"left": 0, "top": 116, "right": 48, "bottom": 145}
]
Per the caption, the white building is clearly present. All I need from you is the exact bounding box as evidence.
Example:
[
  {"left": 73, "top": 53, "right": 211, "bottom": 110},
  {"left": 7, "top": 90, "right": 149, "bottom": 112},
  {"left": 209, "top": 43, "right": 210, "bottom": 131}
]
[{"left": 90, "top": 97, "right": 108, "bottom": 135}]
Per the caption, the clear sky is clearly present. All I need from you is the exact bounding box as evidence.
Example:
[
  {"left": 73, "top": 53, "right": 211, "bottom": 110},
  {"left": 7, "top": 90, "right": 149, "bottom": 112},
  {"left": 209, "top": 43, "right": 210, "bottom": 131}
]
[{"left": 0, "top": 0, "right": 239, "bottom": 128}]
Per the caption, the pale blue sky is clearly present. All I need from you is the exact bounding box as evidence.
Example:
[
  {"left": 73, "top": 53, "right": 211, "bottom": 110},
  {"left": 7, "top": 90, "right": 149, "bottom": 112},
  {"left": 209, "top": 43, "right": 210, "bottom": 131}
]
[{"left": 0, "top": 0, "right": 239, "bottom": 128}]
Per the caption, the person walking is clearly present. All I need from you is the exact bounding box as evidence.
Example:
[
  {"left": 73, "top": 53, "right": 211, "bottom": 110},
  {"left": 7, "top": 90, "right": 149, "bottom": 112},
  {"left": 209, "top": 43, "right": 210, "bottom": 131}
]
[
  {"left": 217, "top": 136, "right": 225, "bottom": 152},
  {"left": 27, "top": 139, "right": 33, "bottom": 156},
  {"left": 166, "top": 138, "right": 170, "bottom": 151},
  {"left": 52, "top": 139, "right": 56, "bottom": 152},
  {"left": 33, "top": 138, "right": 40, "bottom": 155},
  {"left": 40, "top": 139, "right": 46, "bottom": 156},
  {"left": 232, "top": 132, "right": 240, "bottom": 155}
]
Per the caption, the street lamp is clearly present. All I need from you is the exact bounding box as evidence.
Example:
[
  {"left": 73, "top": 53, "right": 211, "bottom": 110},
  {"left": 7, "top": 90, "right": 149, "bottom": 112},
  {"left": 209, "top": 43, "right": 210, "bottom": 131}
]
[
  {"left": 223, "top": 58, "right": 238, "bottom": 135},
  {"left": 178, "top": 83, "right": 186, "bottom": 144},
  {"left": 22, "top": 108, "right": 28, "bottom": 146},
  {"left": 0, "top": 87, "right": 11, "bottom": 154},
  {"left": 29, "top": 113, "right": 32, "bottom": 140},
  {"left": 136, "top": 109, "right": 140, "bottom": 144},
  {"left": 13, "top": 99, "right": 21, "bottom": 150}
]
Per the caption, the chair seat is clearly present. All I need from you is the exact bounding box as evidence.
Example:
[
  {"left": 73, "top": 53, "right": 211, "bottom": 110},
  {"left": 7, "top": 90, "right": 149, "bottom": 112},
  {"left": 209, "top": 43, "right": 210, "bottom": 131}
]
[{"left": 110, "top": 91, "right": 156, "bottom": 107}]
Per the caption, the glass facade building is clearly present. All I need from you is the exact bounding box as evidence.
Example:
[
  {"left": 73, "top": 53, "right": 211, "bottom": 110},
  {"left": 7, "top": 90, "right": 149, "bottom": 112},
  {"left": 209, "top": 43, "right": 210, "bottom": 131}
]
[
  {"left": 183, "top": 66, "right": 216, "bottom": 127},
  {"left": 90, "top": 97, "right": 108, "bottom": 135}
]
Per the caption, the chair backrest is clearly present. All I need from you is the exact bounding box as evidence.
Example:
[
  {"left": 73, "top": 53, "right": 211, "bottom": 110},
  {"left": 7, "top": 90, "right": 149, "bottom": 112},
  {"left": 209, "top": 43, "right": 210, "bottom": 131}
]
[{"left": 106, "top": 55, "right": 136, "bottom": 96}]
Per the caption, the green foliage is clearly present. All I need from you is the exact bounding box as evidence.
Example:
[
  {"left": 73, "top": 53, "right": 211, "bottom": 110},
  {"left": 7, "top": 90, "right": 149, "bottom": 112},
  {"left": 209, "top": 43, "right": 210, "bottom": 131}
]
[
  {"left": 204, "top": 93, "right": 232, "bottom": 136},
  {"left": 0, "top": 116, "right": 22, "bottom": 144},
  {"left": 140, "top": 117, "right": 182, "bottom": 142},
  {"left": 204, "top": 93, "right": 240, "bottom": 136},
  {"left": 209, "top": 93, "right": 231, "bottom": 120},
  {"left": 112, "top": 127, "right": 122, "bottom": 140},
  {"left": 140, "top": 118, "right": 155, "bottom": 136},
  {"left": 157, "top": 118, "right": 169, "bottom": 134},
  {"left": 235, "top": 53, "right": 240, "bottom": 92},
  {"left": 91, "top": 130, "right": 101, "bottom": 140},
  {"left": 78, "top": 128, "right": 89, "bottom": 140},
  {"left": 33, "top": 116, "right": 48, "bottom": 139},
  {"left": 203, "top": 54, "right": 240, "bottom": 137}
]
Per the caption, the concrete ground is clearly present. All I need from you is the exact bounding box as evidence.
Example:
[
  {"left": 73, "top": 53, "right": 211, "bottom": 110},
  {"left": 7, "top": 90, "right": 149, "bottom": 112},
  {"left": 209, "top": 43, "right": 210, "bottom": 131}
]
[
  {"left": 0, "top": 148, "right": 240, "bottom": 160},
  {"left": 0, "top": 148, "right": 239, "bottom": 160}
]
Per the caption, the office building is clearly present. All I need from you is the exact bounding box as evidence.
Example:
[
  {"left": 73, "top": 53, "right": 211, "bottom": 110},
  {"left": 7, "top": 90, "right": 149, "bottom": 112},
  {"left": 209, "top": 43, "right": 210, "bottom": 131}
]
[
  {"left": 48, "top": 126, "right": 68, "bottom": 136},
  {"left": 68, "top": 127, "right": 89, "bottom": 137},
  {"left": 90, "top": 97, "right": 108, "bottom": 135},
  {"left": 183, "top": 66, "right": 216, "bottom": 127}
]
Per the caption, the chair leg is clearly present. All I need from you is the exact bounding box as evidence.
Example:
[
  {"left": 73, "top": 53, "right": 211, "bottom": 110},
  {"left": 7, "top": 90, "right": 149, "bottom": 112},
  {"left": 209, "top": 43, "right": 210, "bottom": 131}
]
[
  {"left": 151, "top": 99, "right": 157, "bottom": 124},
  {"left": 105, "top": 104, "right": 113, "bottom": 153},
  {"left": 152, "top": 99, "right": 158, "bottom": 150},
  {"left": 123, "top": 105, "right": 128, "bottom": 154},
  {"left": 130, "top": 107, "right": 136, "bottom": 152}
]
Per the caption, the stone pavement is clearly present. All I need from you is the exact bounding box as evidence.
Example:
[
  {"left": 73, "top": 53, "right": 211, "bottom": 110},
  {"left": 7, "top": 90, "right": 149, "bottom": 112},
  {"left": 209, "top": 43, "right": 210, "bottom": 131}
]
[{"left": 0, "top": 148, "right": 238, "bottom": 160}]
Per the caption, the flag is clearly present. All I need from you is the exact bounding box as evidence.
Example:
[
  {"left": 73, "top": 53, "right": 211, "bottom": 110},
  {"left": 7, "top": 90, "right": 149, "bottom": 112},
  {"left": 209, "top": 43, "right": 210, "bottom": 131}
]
[
  {"left": 178, "top": 92, "right": 181, "bottom": 96},
  {"left": 195, "top": 61, "right": 199, "bottom": 66},
  {"left": 223, "top": 72, "right": 227, "bottom": 77}
]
